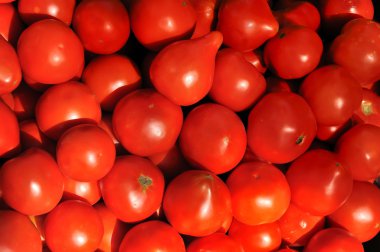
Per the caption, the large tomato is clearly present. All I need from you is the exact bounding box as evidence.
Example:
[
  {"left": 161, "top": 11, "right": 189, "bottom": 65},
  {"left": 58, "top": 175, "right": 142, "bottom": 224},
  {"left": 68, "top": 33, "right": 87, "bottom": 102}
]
[
  {"left": 0, "top": 36, "right": 21, "bottom": 95},
  {"left": 0, "top": 100, "right": 19, "bottom": 157},
  {"left": 187, "top": 233, "right": 244, "bottom": 252}
]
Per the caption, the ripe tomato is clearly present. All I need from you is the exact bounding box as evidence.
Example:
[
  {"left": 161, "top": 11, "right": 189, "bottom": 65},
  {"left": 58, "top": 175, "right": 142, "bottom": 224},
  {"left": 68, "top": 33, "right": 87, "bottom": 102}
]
[
  {"left": 44, "top": 200, "right": 104, "bottom": 252},
  {"left": 100, "top": 155, "right": 165, "bottom": 222},
  {"left": 227, "top": 161, "right": 291, "bottom": 225},
  {"left": 17, "top": 19, "right": 84, "bottom": 84},
  {"left": 247, "top": 92, "right": 317, "bottom": 164},
  {"left": 163, "top": 170, "right": 232, "bottom": 236},
  {"left": 62, "top": 175, "right": 101, "bottom": 205},
  {"left": 0, "top": 100, "right": 19, "bottom": 157},
  {"left": 0, "top": 36, "right": 21, "bottom": 95},
  {"left": 0, "top": 3, "right": 23, "bottom": 46},
  {"left": 0, "top": 210, "right": 42, "bottom": 252},
  {"left": 19, "top": 119, "right": 56, "bottom": 154},
  {"left": 180, "top": 103, "right": 246, "bottom": 174},
  {"left": 352, "top": 88, "right": 380, "bottom": 127},
  {"left": 0, "top": 148, "right": 64, "bottom": 216},
  {"left": 286, "top": 149, "right": 353, "bottom": 216},
  {"left": 187, "top": 233, "right": 244, "bottom": 252}
]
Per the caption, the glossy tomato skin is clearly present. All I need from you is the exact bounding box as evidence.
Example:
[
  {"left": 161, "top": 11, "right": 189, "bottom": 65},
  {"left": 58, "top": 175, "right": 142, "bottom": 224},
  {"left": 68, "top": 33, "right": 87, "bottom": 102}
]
[
  {"left": 228, "top": 219, "right": 282, "bottom": 252},
  {"left": 0, "top": 100, "right": 19, "bottom": 157},
  {"left": 247, "top": 92, "right": 317, "bottom": 164},
  {"left": 352, "top": 88, "right": 380, "bottom": 127},
  {"left": 209, "top": 48, "right": 266, "bottom": 112},
  {"left": 17, "top": 19, "right": 84, "bottom": 84},
  {"left": 0, "top": 148, "right": 64, "bottom": 216},
  {"left": 113, "top": 89, "right": 183, "bottom": 156},
  {"left": 35, "top": 81, "right": 102, "bottom": 140},
  {"left": 0, "top": 36, "right": 21, "bottom": 95},
  {"left": 150, "top": 31, "right": 223, "bottom": 106},
  {"left": 19, "top": 119, "right": 56, "bottom": 154},
  {"left": 227, "top": 161, "right": 291, "bottom": 226},
  {"left": 63, "top": 175, "right": 101, "bottom": 205},
  {"left": 217, "top": 0, "right": 278, "bottom": 51},
  {"left": 0, "top": 3, "right": 23, "bottom": 46},
  {"left": 0, "top": 210, "right": 42, "bottom": 252},
  {"left": 163, "top": 170, "right": 232, "bottom": 237},
  {"left": 44, "top": 200, "right": 104, "bottom": 252},
  {"left": 180, "top": 103, "right": 246, "bottom": 174},
  {"left": 73, "top": 0, "right": 130, "bottom": 54},
  {"left": 300, "top": 65, "right": 362, "bottom": 126},
  {"left": 329, "top": 18, "right": 380, "bottom": 86},
  {"left": 130, "top": 0, "right": 197, "bottom": 51},
  {"left": 286, "top": 149, "right": 353, "bottom": 216},
  {"left": 335, "top": 124, "right": 380, "bottom": 181},
  {"left": 264, "top": 26, "right": 323, "bottom": 79},
  {"left": 18, "top": 0, "right": 76, "bottom": 25},
  {"left": 328, "top": 181, "right": 380, "bottom": 242},
  {"left": 100, "top": 155, "right": 165, "bottom": 223},
  {"left": 190, "top": 0, "right": 217, "bottom": 39},
  {"left": 187, "top": 233, "right": 244, "bottom": 252},
  {"left": 304, "top": 228, "right": 364, "bottom": 252},
  {"left": 119, "top": 220, "right": 186, "bottom": 252}
]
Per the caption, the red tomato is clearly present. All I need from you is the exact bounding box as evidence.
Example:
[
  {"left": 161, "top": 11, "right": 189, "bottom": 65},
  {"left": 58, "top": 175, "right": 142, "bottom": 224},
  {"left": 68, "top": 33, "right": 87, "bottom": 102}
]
[
  {"left": 19, "top": 119, "right": 56, "bottom": 154},
  {"left": 228, "top": 219, "right": 282, "bottom": 252},
  {"left": 190, "top": 0, "right": 217, "bottom": 39},
  {"left": 44, "top": 200, "right": 104, "bottom": 252},
  {"left": 278, "top": 203, "right": 325, "bottom": 246},
  {"left": 329, "top": 18, "right": 380, "bottom": 86},
  {"left": 286, "top": 149, "right": 353, "bottom": 216},
  {"left": 0, "top": 3, "right": 23, "bottom": 46},
  {"left": 264, "top": 26, "right": 323, "bottom": 79},
  {"left": 328, "top": 181, "right": 380, "bottom": 242},
  {"left": 209, "top": 48, "right": 267, "bottom": 112},
  {"left": 130, "top": 0, "right": 197, "bottom": 51},
  {"left": 35, "top": 81, "right": 102, "bottom": 140},
  {"left": 113, "top": 89, "right": 183, "bottom": 156},
  {"left": 163, "top": 170, "right": 232, "bottom": 237},
  {"left": 187, "top": 233, "right": 244, "bottom": 252},
  {"left": 150, "top": 31, "right": 222, "bottom": 106},
  {"left": 217, "top": 0, "right": 279, "bottom": 51},
  {"left": 247, "top": 92, "right": 317, "bottom": 164},
  {"left": 11, "top": 83, "right": 40, "bottom": 121},
  {"left": 0, "top": 148, "right": 64, "bottom": 215},
  {"left": 0, "top": 100, "right": 19, "bottom": 157},
  {"left": 227, "top": 161, "right": 291, "bottom": 225},
  {"left": 352, "top": 88, "right": 380, "bottom": 127},
  {"left": 62, "top": 176, "right": 101, "bottom": 205},
  {"left": 17, "top": 19, "right": 84, "bottom": 84},
  {"left": 304, "top": 228, "right": 364, "bottom": 252},
  {"left": 0, "top": 210, "right": 42, "bottom": 252},
  {"left": 242, "top": 49, "right": 267, "bottom": 74},
  {"left": 82, "top": 54, "right": 141, "bottom": 111},
  {"left": 73, "top": 0, "right": 130, "bottom": 54},
  {"left": 180, "top": 103, "right": 246, "bottom": 174},
  {"left": 119, "top": 220, "right": 185, "bottom": 252},
  {"left": 100, "top": 155, "right": 165, "bottom": 222},
  {"left": 300, "top": 65, "right": 362, "bottom": 126},
  {"left": 335, "top": 124, "right": 380, "bottom": 181},
  {"left": 0, "top": 36, "right": 21, "bottom": 95},
  {"left": 18, "top": 0, "right": 76, "bottom": 25}
]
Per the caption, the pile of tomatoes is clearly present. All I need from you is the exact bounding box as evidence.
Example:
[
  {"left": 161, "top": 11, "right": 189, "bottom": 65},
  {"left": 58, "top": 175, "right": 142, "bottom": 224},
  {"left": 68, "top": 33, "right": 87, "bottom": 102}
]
[{"left": 1, "top": 0, "right": 380, "bottom": 251}]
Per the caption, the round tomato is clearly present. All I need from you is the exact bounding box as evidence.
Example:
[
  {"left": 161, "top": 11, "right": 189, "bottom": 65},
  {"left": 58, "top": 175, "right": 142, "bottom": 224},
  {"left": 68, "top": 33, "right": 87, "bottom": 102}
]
[
  {"left": 187, "top": 233, "right": 244, "bottom": 252},
  {"left": 0, "top": 36, "right": 21, "bottom": 95}
]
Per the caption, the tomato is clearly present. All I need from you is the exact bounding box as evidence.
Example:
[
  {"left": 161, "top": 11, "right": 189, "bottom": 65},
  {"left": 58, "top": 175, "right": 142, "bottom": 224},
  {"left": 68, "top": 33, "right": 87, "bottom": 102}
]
[
  {"left": 11, "top": 83, "right": 40, "bottom": 121},
  {"left": 335, "top": 124, "right": 380, "bottom": 181},
  {"left": 119, "top": 220, "right": 185, "bottom": 252},
  {"left": 242, "top": 49, "right": 267, "bottom": 74},
  {"left": 82, "top": 54, "right": 141, "bottom": 111},
  {"left": 217, "top": 0, "right": 278, "bottom": 51},
  {"left": 0, "top": 36, "right": 21, "bottom": 95},
  {"left": 304, "top": 228, "right": 364, "bottom": 252},
  {"left": 352, "top": 88, "right": 380, "bottom": 127},
  {"left": 209, "top": 48, "right": 266, "bottom": 112},
  {"left": 0, "top": 210, "right": 42, "bottom": 252},
  {"left": 19, "top": 119, "right": 56, "bottom": 154},
  {"left": 328, "top": 181, "right": 380, "bottom": 242},
  {"left": 100, "top": 155, "right": 165, "bottom": 222},
  {"left": 247, "top": 92, "right": 317, "bottom": 164},
  {"left": 18, "top": 0, "right": 76, "bottom": 25},
  {"left": 35, "top": 81, "right": 102, "bottom": 140},
  {"left": 300, "top": 65, "right": 362, "bottom": 126},
  {"left": 130, "top": 0, "right": 197, "bottom": 51},
  {"left": 264, "top": 26, "right": 322, "bottom": 79},
  {"left": 180, "top": 103, "right": 246, "bottom": 174},
  {"left": 44, "top": 200, "right": 103, "bottom": 252},
  {"left": 17, "top": 19, "right": 84, "bottom": 84},
  {"left": 113, "top": 89, "right": 183, "bottom": 156},
  {"left": 0, "top": 100, "right": 19, "bottom": 157},
  {"left": 278, "top": 203, "right": 325, "bottom": 246},
  {"left": 286, "top": 149, "right": 353, "bottom": 216},
  {"left": 227, "top": 161, "right": 291, "bottom": 225},
  {"left": 150, "top": 31, "right": 222, "bottom": 106},
  {"left": 62, "top": 175, "right": 101, "bottom": 205},
  {"left": 228, "top": 219, "right": 282, "bottom": 252},
  {"left": 190, "top": 0, "right": 217, "bottom": 39},
  {"left": 163, "top": 170, "right": 232, "bottom": 236},
  {"left": 0, "top": 148, "right": 64, "bottom": 216},
  {"left": 73, "top": 0, "right": 130, "bottom": 54},
  {"left": 187, "top": 233, "right": 244, "bottom": 252},
  {"left": 329, "top": 18, "right": 380, "bottom": 86},
  {"left": 0, "top": 3, "right": 23, "bottom": 46}
]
